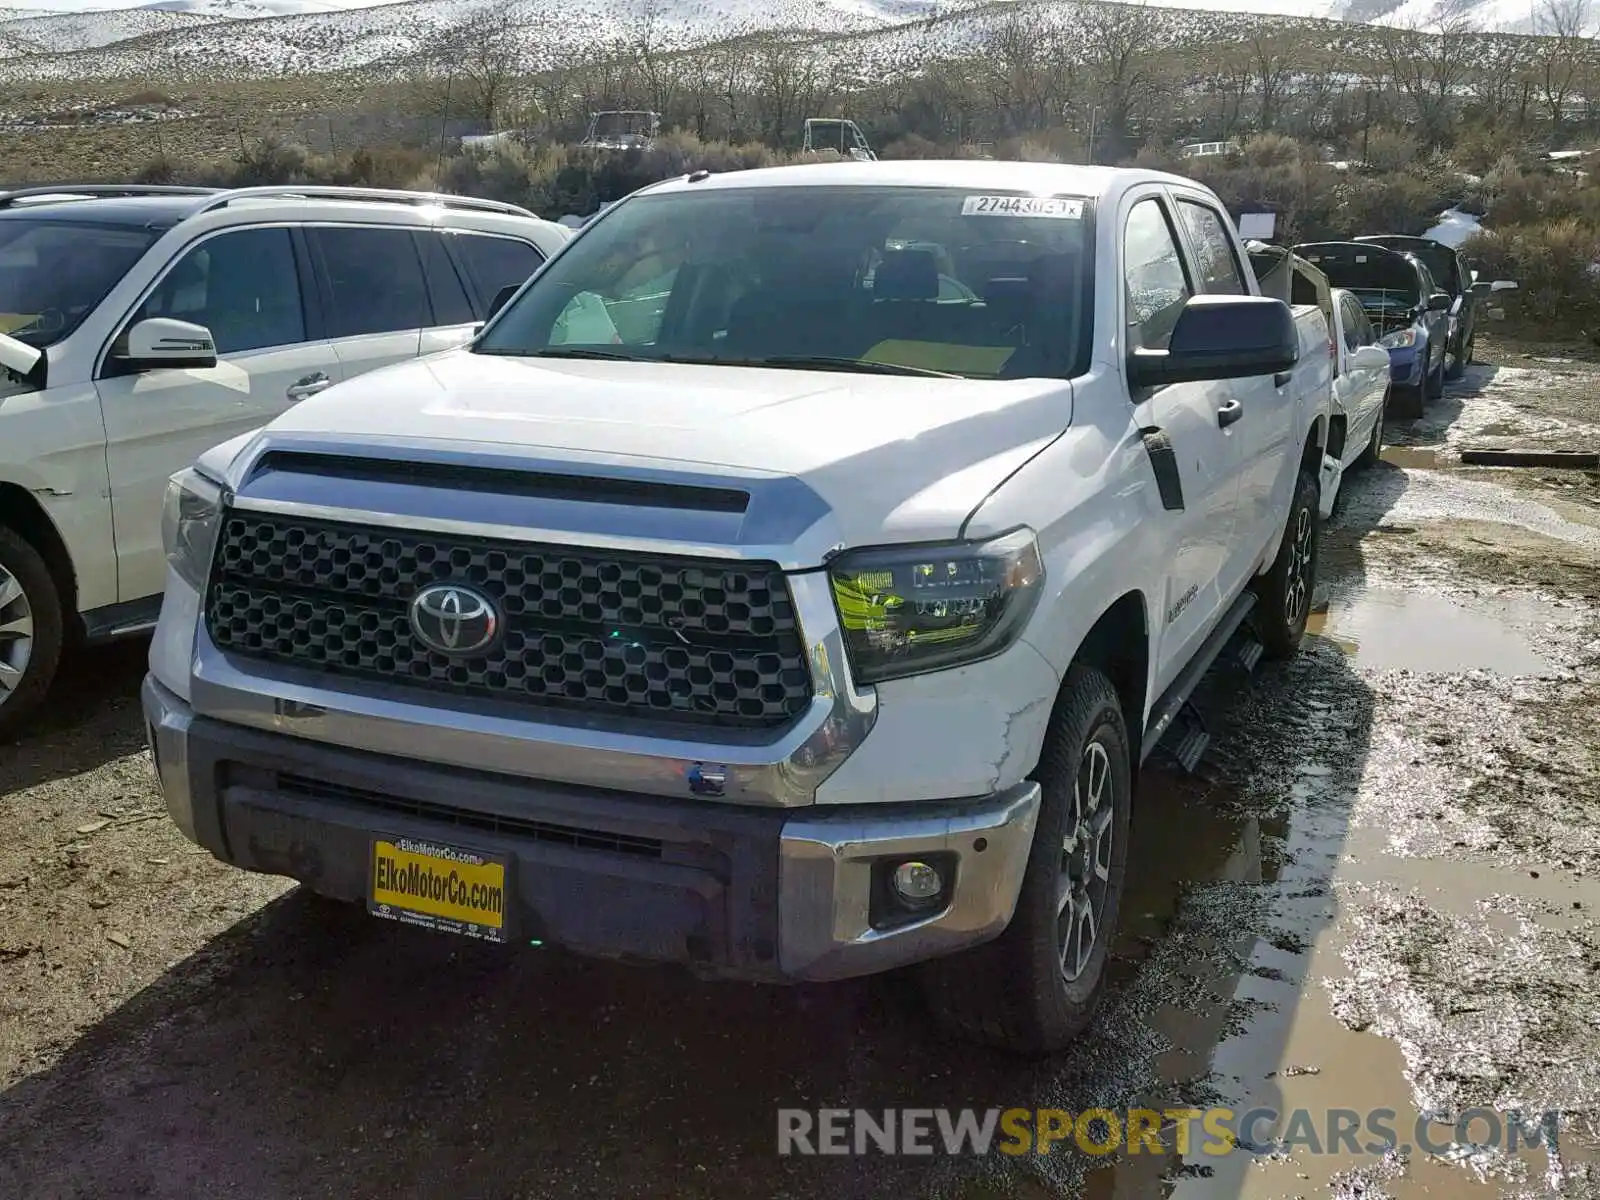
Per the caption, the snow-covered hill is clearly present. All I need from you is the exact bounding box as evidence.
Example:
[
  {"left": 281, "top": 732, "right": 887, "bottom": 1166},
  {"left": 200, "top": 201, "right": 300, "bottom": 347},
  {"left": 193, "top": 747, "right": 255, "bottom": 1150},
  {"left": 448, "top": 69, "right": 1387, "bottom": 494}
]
[{"left": 0, "top": 0, "right": 1576, "bottom": 83}]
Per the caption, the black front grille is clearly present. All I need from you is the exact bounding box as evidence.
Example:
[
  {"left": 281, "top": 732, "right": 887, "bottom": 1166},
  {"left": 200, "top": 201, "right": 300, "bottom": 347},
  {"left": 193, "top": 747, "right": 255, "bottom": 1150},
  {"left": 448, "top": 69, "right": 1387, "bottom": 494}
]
[{"left": 204, "top": 512, "right": 813, "bottom": 730}]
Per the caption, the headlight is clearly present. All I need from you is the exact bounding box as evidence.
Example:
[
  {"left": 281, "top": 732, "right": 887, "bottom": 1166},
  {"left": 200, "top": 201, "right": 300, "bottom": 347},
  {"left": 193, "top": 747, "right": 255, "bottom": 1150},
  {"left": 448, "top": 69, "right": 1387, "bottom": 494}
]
[
  {"left": 161, "top": 467, "right": 225, "bottom": 591},
  {"left": 827, "top": 527, "right": 1045, "bottom": 685},
  {"left": 1379, "top": 328, "right": 1418, "bottom": 349}
]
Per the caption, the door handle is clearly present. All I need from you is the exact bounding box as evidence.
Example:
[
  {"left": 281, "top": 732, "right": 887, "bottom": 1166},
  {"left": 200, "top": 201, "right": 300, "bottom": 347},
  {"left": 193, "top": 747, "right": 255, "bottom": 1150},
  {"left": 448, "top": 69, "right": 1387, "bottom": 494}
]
[
  {"left": 1217, "top": 399, "right": 1244, "bottom": 428},
  {"left": 286, "top": 372, "right": 332, "bottom": 401},
  {"left": 1273, "top": 370, "right": 1293, "bottom": 387}
]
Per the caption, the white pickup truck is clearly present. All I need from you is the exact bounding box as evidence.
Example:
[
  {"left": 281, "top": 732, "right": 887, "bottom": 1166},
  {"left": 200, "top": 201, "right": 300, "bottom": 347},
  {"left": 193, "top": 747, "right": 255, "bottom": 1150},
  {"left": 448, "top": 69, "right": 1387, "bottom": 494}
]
[{"left": 145, "top": 162, "right": 1334, "bottom": 1054}]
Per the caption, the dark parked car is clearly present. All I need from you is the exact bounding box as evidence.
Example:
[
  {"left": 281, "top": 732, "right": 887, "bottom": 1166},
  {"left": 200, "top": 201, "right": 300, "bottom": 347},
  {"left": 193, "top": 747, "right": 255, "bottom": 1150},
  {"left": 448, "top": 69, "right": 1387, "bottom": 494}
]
[
  {"left": 1355, "top": 234, "right": 1517, "bottom": 380},
  {"left": 1295, "top": 240, "right": 1451, "bottom": 414}
]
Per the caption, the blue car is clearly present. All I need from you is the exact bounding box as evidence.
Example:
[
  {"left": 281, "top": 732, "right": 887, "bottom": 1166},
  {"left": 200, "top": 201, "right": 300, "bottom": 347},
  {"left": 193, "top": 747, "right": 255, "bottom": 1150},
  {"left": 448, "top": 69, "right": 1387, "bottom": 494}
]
[{"left": 1294, "top": 241, "right": 1452, "bottom": 415}]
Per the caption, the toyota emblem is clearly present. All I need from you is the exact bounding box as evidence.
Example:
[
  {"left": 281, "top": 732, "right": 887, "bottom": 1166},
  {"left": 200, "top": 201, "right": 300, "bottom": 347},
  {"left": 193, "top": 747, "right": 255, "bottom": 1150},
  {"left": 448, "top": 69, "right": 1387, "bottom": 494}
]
[{"left": 408, "top": 583, "right": 500, "bottom": 657}]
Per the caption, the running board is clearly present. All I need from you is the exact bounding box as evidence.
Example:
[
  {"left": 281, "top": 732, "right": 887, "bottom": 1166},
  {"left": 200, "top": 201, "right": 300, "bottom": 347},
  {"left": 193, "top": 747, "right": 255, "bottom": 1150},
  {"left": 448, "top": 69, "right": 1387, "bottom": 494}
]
[{"left": 1139, "top": 590, "right": 1258, "bottom": 766}]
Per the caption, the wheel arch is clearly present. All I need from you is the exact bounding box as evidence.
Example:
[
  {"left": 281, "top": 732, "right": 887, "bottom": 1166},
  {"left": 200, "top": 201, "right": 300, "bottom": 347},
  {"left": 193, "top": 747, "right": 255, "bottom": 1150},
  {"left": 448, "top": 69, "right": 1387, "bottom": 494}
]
[
  {"left": 0, "top": 482, "right": 79, "bottom": 626},
  {"left": 1061, "top": 590, "right": 1149, "bottom": 779}
]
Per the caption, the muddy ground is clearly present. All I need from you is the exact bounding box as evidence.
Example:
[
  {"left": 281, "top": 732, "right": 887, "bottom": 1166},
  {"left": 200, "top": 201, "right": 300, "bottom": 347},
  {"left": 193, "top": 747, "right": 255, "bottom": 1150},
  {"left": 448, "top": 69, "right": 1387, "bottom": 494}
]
[{"left": 1, "top": 338, "right": 1598, "bottom": 1199}]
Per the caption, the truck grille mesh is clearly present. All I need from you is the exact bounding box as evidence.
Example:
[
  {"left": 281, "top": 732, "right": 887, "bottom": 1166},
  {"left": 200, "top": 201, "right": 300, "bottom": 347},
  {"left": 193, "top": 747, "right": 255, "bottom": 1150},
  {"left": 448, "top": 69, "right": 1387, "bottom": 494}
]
[{"left": 204, "top": 512, "right": 813, "bottom": 730}]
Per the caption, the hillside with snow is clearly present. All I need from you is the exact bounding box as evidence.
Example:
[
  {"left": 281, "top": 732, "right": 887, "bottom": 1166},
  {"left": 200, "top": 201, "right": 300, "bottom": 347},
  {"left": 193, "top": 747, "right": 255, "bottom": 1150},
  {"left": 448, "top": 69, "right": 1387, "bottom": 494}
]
[{"left": 0, "top": 0, "right": 1578, "bottom": 83}]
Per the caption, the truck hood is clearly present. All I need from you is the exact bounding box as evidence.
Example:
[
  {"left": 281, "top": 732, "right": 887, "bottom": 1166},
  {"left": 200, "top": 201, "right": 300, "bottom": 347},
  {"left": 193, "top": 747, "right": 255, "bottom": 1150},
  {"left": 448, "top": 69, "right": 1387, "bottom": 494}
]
[{"left": 257, "top": 351, "right": 1072, "bottom": 552}]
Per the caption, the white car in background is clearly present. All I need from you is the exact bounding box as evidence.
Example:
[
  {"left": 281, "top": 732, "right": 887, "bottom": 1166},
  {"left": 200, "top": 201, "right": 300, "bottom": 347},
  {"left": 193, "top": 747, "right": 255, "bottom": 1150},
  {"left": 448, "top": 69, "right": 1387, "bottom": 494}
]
[
  {"left": 1246, "top": 240, "right": 1390, "bottom": 515},
  {"left": 0, "top": 183, "right": 570, "bottom": 735}
]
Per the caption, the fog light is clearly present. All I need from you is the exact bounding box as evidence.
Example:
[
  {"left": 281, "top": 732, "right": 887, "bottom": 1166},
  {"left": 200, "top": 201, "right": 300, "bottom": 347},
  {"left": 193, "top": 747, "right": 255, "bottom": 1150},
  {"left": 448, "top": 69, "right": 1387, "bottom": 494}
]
[{"left": 891, "top": 860, "right": 944, "bottom": 904}]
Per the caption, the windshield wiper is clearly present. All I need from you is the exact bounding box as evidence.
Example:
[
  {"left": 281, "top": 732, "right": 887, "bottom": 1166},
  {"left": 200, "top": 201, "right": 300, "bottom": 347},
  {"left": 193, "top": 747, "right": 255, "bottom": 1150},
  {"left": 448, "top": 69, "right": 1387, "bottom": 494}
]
[
  {"left": 519, "top": 347, "right": 642, "bottom": 361},
  {"left": 742, "top": 355, "right": 964, "bottom": 379}
]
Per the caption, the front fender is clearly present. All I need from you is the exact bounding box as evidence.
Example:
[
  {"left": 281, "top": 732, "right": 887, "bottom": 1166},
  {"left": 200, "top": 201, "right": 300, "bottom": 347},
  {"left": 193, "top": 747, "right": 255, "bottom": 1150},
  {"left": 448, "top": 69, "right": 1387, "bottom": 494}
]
[{"left": 0, "top": 380, "right": 116, "bottom": 611}]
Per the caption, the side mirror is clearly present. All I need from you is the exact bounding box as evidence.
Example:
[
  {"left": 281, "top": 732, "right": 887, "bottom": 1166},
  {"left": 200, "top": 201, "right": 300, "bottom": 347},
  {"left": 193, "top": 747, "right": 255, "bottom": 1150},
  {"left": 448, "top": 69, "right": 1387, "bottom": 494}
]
[
  {"left": 1490, "top": 279, "right": 1518, "bottom": 293},
  {"left": 1351, "top": 344, "right": 1392, "bottom": 371},
  {"left": 118, "top": 317, "right": 218, "bottom": 371},
  {"left": 486, "top": 283, "right": 520, "bottom": 321},
  {"left": 1426, "top": 292, "right": 1452, "bottom": 312},
  {"left": 1127, "top": 295, "right": 1298, "bottom": 389}
]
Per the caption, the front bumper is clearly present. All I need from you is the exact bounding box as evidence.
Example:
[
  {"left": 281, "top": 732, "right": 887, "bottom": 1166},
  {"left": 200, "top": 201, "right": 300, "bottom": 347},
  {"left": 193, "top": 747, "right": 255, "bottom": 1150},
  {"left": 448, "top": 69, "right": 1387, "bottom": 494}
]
[
  {"left": 1386, "top": 344, "right": 1425, "bottom": 386},
  {"left": 144, "top": 674, "right": 1040, "bottom": 983}
]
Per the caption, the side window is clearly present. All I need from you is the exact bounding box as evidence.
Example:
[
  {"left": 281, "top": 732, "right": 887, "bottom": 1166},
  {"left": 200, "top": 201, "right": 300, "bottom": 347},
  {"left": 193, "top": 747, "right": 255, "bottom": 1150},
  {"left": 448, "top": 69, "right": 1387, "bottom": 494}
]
[
  {"left": 1176, "top": 200, "right": 1246, "bottom": 295},
  {"left": 1340, "top": 296, "right": 1363, "bottom": 352},
  {"left": 1354, "top": 305, "right": 1375, "bottom": 346},
  {"left": 452, "top": 233, "right": 546, "bottom": 311},
  {"left": 1124, "top": 198, "right": 1193, "bottom": 352},
  {"left": 136, "top": 227, "right": 304, "bottom": 355},
  {"left": 309, "top": 227, "right": 429, "bottom": 338},
  {"left": 416, "top": 231, "right": 475, "bottom": 326}
]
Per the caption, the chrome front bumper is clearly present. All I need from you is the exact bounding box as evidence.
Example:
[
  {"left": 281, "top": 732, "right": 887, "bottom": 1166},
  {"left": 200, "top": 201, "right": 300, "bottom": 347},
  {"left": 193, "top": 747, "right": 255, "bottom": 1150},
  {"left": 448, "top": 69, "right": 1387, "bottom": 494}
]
[{"left": 144, "top": 675, "right": 1041, "bottom": 983}]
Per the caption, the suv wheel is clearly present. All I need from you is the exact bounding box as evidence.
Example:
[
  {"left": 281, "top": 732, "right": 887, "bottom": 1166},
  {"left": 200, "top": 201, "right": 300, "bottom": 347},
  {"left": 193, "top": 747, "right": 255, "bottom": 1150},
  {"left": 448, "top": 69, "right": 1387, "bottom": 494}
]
[
  {"left": 920, "top": 665, "right": 1132, "bottom": 1056},
  {"left": 1445, "top": 335, "right": 1469, "bottom": 381},
  {"left": 0, "top": 526, "right": 65, "bottom": 739},
  {"left": 1252, "top": 468, "right": 1320, "bottom": 660}
]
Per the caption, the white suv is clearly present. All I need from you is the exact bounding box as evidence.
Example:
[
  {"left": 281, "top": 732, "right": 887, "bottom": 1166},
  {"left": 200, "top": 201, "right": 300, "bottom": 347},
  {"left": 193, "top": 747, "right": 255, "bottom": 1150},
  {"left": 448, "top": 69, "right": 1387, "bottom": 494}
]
[{"left": 0, "top": 183, "right": 570, "bottom": 735}]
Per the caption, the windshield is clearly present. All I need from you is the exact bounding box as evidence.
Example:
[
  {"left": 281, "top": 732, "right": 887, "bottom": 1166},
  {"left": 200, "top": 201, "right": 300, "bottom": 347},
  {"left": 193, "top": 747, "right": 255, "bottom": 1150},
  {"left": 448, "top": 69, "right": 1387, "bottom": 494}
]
[
  {"left": 476, "top": 185, "right": 1095, "bottom": 380},
  {"left": 0, "top": 219, "right": 159, "bottom": 347},
  {"left": 1367, "top": 238, "right": 1458, "bottom": 292}
]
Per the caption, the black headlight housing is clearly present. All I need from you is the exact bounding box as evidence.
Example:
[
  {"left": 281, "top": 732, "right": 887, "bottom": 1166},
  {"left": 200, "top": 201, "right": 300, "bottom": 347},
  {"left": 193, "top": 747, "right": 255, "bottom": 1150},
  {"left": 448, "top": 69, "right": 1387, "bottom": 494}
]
[{"left": 826, "top": 527, "right": 1045, "bottom": 685}]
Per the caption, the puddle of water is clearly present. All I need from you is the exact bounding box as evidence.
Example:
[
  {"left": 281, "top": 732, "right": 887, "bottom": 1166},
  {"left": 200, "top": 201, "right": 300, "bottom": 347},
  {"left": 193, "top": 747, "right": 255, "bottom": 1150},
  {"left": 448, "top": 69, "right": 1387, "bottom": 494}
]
[
  {"left": 1382, "top": 446, "right": 1440, "bottom": 469},
  {"left": 1307, "top": 588, "right": 1557, "bottom": 675}
]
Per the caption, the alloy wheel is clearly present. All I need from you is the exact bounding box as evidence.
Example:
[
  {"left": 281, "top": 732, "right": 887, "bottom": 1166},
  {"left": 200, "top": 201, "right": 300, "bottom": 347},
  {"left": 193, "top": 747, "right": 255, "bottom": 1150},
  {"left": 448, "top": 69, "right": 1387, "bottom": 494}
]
[
  {"left": 1284, "top": 505, "right": 1313, "bottom": 624},
  {"left": 1059, "top": 739, "right": 1115, "bottom": 982},
  {"left": 0, "top": 564, "right": 34, "bottom": 708}
]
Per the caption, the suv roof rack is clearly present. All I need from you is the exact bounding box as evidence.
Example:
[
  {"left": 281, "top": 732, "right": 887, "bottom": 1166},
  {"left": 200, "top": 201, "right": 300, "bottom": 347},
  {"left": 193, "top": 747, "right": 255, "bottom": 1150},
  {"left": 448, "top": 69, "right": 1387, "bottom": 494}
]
[
  {"left": 191, "top": 185, "right": 538, "bottom": 220},
  {"left": 0, "top": 184, "right": 222, "bottom": 209}
]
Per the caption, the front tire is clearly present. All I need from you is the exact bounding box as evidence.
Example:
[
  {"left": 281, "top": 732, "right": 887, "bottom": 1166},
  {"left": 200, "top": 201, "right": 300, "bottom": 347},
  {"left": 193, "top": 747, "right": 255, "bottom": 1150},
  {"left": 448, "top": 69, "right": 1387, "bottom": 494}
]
[
  {"left": 1251, "top": 468, "right": 1320, "bottom": 661},
  {"left": 920, "top": 665, "right": 1132, "bottom": 1056},
  {"left": 1424, "top": 349, "right": 1445, "bottom": 399},
  {"left": 1445, "top": 334, "right": 1468, "bottom": 381},
  {"left": 0, "top": 526, "right": 65, "bottom": 740}
]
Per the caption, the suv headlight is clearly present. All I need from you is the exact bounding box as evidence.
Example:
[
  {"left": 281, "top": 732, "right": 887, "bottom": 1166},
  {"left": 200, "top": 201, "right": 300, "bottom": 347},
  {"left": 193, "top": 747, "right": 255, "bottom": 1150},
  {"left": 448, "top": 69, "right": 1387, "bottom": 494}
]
[
  {"left": 1379, "top": 328, "right": 1418, "bottom": 349},
  {"left": 826, "top": 527, "right": 1045, "bottom": 685},
  {"left": 161, "top": 467, "right": 225, "bottom": 591}
]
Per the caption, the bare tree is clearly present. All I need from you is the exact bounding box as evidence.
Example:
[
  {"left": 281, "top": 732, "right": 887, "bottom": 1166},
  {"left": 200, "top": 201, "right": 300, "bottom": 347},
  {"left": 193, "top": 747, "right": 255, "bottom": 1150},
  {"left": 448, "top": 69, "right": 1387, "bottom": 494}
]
[
  {"left": 979, "top": 12, "right": 1076, "bottom": 136},
  {"left": 421, "top": 7, "right": 527, "bottom": 129},
  {"left": 1379, "top": 11, "right": 1478, "bottom": 147},
  {"left": 1080, "top": 1, "right": 1163, "bottom": 161},
  {"left": 1532, "top": 0, "right": 1594, "bottom": 141},
  {"left": 1250, "top": 36, "right": 1293, "bottom": 132}
]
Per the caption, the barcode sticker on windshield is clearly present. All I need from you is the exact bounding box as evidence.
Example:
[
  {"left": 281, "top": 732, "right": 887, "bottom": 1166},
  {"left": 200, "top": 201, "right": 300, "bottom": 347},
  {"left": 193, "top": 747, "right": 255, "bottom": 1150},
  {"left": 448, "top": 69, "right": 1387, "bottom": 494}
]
[{"left": 962, "top": 195, "right": 1083, "bottom": 219}]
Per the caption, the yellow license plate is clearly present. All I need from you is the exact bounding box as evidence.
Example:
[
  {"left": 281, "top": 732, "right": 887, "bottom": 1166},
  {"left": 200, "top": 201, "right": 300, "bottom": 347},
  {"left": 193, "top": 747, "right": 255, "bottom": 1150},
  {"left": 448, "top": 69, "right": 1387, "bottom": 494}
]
[{"left": 370, "top": 837, "right": 507, "bottom": 943}]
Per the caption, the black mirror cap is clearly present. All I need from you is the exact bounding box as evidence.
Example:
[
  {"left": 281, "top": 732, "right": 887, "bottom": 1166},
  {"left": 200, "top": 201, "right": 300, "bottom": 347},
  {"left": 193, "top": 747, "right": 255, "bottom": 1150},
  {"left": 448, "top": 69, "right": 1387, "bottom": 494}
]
[
  {"left": 1128, "top": 294, "right": 1300, "bottom": 389},
  {"left": 124, "top": 352, "right": 218, "bottom": 372},
  {"left": 1427, "top": 292, "right": 1452, "bottom": 311},
  {"left": 487, "top": 283, "right": 520, "bottom": 321}
]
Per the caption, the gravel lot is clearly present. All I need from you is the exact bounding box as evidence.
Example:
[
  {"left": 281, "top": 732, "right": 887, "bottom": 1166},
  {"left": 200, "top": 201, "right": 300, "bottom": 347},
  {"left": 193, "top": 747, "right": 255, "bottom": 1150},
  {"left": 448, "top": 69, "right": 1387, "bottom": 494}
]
[{"left": 1, "top": 337, "right": 1597, "bottom": 1199}]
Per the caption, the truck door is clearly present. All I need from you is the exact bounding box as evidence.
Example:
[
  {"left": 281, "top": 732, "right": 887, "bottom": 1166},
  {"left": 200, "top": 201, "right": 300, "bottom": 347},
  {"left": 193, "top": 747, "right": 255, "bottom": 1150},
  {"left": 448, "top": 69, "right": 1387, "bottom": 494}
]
[
  {"left": 1172, "top": 195, "right": 1291, "bottom": 583},
  {"left": 1121, "top": 195, "right": 1246, "bottom": 690}
]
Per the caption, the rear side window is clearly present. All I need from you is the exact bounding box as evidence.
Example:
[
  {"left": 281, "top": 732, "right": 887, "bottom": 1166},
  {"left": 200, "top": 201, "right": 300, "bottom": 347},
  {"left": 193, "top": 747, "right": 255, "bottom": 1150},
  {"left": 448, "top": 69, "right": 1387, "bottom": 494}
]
[
  {"left": 310, "top": 226, "right": 429, "bottom": 337},
  {"left": 416, "top": 231, "right": 475, "bottom": 326},
  {"left": 452, "top": 232, "right": 545, "bottom": 310},
  {"left": 1176, "top": 200, "right": 1245, "bottom": 296},
  {"left": 1123, "top": 198, "right": 1192, "bottom": 352}
]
